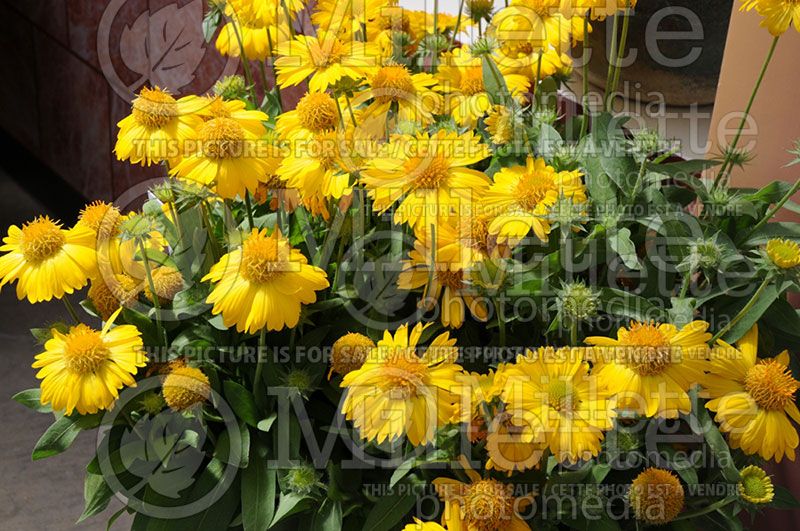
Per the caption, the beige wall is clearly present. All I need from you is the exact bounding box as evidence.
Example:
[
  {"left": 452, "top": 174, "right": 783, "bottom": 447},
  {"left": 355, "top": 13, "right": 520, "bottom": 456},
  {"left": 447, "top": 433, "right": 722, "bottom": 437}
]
[{"left": 709, "top": 3, "right": 800, "bottom": 221}]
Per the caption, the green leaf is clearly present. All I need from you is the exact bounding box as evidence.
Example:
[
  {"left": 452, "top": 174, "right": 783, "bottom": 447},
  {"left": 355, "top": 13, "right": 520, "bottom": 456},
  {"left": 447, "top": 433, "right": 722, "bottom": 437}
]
[
  {"left": 481, "top": 55, "right": 508, "bottom": 105},
  {"left": 669, "top": 297, "right": 698, "bottom": 328},
  {"left": 242, "top": 438, "right": 275, "bottom": 531},
  {"left": 646, "top": 159, "right": 719, "bottom": 178},
  {"left": 12, "top": 388, "right": 52, "bottom": 413},
  {"left": 310, "top": 498, "right": 342, "bottom": 531},
  {"left": 257, "top": 413, "right": 278, "bottom": 433},
  {"left": 78, "top": 472, "right": 113, "bottom": 523},
  {"left": 690, "top": 388, "right": 739, "bottom": 483},
  {"left": 362, "top": 488, "right": 417, "bottom": 531},
  {"left": 607, "top": 228, "right": 640, "bottom": 270},
  {"left": 720, "top": 284, "right": 780, "bottom": 344},
  {"left": 223, "top": 380, "right": 260, "bottom": 427},
  {"left": 598, "top": 288, "right": 667, "bottom": 322},
  {"left": 32, "top": 413, "right": 102, "bottom": 460},
  {"left": 772, "top": 485, "right": 800, "bottom": 509},
  {"left": 270, "top": 492, "right": 311, "bottom": 528}
]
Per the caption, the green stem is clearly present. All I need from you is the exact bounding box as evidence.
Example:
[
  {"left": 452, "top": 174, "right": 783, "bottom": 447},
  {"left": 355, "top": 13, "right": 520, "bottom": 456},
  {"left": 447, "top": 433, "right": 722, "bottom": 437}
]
[
  {"left": 230, "top": 19, "right": 257, "bottom": 102},
  {"left": 63, "top": 297, "right": 80, "bottom": 324},
  {"left": 603, "top": 11, "right": 620, "bottom": 112},
  {"left": 713, "top": 35, "right": 780, "bottom": 190},
  {"left": 449, "top": 0, "right": 465, "bottom": 51},
  {"left": 244, "top": 190, "right": 256, "bottom": 229},
  {"left": 497, "top": 300, "right": 506, "bottom": 348},
  {"left": 580, "top": 15, "right": 590, "bottom": 139},
  {"left": 265, "top": 28, "right": 283, "bottom": 112},
  {"left": 710, "top": 276, "right": 773, "bottom": 343},
  {"left": 570, "top": 320, "right": 578, "bottom": 346},
  {"left": 679, "top": 269, "right": 693, "bottom": 299},
  {"left": 673, "top": 496, "right": 737, "bottom": 521},
  {"left": 138, "top": 238, "right": 165, "bottom": 345},
  {"left": 742, "top": 176, "right": 800, "bottom": 241},
  {"left": 606, "top": 1, "right": 631, "bottom": 110},
  {"left": 200, "top": 201, "right": 221, "bottom": 262},
  {"left": 344, "top": 92, "right": 358, "bottom": 127},
  {"left": 254, "top": 327, "right": 266, "bottom": 399},
  {"left": 630, "top": 157, "right": 648, "bottom": 199}
]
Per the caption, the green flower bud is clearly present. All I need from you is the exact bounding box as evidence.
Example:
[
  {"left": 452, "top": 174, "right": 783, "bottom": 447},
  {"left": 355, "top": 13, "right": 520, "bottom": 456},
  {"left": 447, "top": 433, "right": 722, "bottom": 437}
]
[
  {"left": 556, "top": 282, "right": 599, "bottom": 323},
  {"left": 284, "top": 462, "right": 321, "bottom": 496},
  {"left": 213, "top": 75, "right": 248, "bottom": 101},
  {"left": 469, "top": 37, "right": 497, "bottom": 57},
  {"left": 466, "top": 0, "right": 494, "bottom": 23}
]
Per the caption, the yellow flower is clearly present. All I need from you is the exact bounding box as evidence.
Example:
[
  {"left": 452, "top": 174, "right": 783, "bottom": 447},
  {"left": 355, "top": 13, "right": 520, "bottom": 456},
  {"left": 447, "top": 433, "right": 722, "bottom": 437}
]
[
  {"left": 703, "top": 324, "right": 800, "bottom": 462},
  {"left": 565, "top": 0, "right": 638, "bottom": 20},
  {"left": 398, "top": 225, "right": 488, "bottom": 329},
  {"left": 144, "top": 266, "right": 184, "bottom": 303},
  {"left": 491, "top": 1, "right": 579, "bottom": 59},
  {"left": 162, "top": 365, "right": 211, "bottom": 411},
  {"left": 275, "top": 129, "right": 354, "bottom": 204},
  {"left": 0, "top": 216, "right": 97, "bottom": 303},
  {"left": 407, "top": 10, "right": 462, "bottom": 37},
  {"left": 433, "top": 456, "right": 533, "bottom": 530},
  {"left": 766, "top": 238, "right": 800, "bottom": 269},
  {"left": 628, "top": 468, "right": 684, "bottom": 525},
  {"left": 437, "top": 47, "right": 528, "bottom": 127},
  {"left": 115, "top": 86, "right": 204, "bottom": 166},
  {"left": 485, "top": 411, "right": 544, "bottom": 473},
  {"left": 32, "top": 311, "right": 146, "bottom": 415},
  {"left": 486, "top": 156, "right": 586, "bottom": 245},
  {"left": 402, "top": 519, "right": 446, "bottom": 531},
  {"left": 203, "top": 228, "right": 329, "bottom": 333},
  {"left": 329, "top": 332, "right": 375, "bottom": 378},
  {"left": 352, "top": 63, "right": 443, "bottom": 129},
  {"left": 585, "top": 320, "right": 712, "bottom": 418},
  {"left": 216, "top": 0, "right": 293, "bottom": 59},
  {"left": 275, "top": 32, "right": 377, "bottom": 93},
  {"left": 742, "top": 0, "right": 800, "bottom": 35},
  {"left": 738, "top": 465, "right": 775, "bottom": 504},
  {"left": 360, "top": 130, "right": 491, "bottom": 231},
  {"left": 340, "top": 323, "right": 463, "bottom": 446},
  {"left": 500, "top": 347, "right": 615, "bottom": 464},
  {"left": 170, "top": 107, "right": 272, "bottom": 199},
  {"left": 485, "top": 104, "right": 518, "bottom": 145},
  {"left": 312, "top": 0, "right": 391, "bottom": 41},
  {"left": 276, "top": 91, "right": 340, "bottom": 141}
]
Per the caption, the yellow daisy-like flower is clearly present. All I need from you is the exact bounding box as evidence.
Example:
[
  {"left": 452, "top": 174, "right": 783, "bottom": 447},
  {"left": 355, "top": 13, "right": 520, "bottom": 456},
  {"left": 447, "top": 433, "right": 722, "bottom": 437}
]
[
  {"left": 485, "top": 104, "right": 519, "bottom": 145},
  {"left": 738, "top": 465, "right": 775, "bottom": 504},
  {"left": 162, "top": 365, "right": 211, "bottom": 411},
  {"left": 275, "top": 32, "right": 377, "bottom": 93},
  {"left": 275, "top": 91, "right": 340, "bottom": 141},
  {"left": 486, "top": 156, "right": 586, "bottom": 245},
  {"left": 0, "top": 216, "right": 97, "bottom": 303},
  {"left": 628, "top": 468, "right": 684, "bottom": 525},
  {"left": 742, "top": 0, "right": 800, "bottom": 35},
  {"left": 360, "top": 130, "right": 491, "bottom": 231},
  {"left": 491, "top": 1, "right": 577, "bottom": 59},
  {"left": 329, "top": 332, "right": 375, "bottom": 378},
  {"left": 32, "top": 311, "right": 146, "bottom": 415},
  {"left": 500, "top": 347, "right": 615, "bottom": 464},
  {"left": 170, "top": 108, "right": 272, "bottom": 199},
  {"left": 433, "top": 457, "right": 533, "bottom": 531},
  {"left": 203, "top": 228, "right": 329, "bottom": 333},
  {"left": 402, "top": 519, "right": 446, "bottom": 531},
  {"left": 216, "top": 0, "right": 293, "bottom": 59},
  {"left": 275, "top": 129, "right": 354, "bottom": 204},
  {"left": 437, "top": 47, "right": 528, "bottom": 127},
  {"left": 312, "top": 0, "right": 390, "bottom": 42},
  {"left": 398, "top": 225, "right": 488, "bottom": 329},
  {"left": 585, "top": 320, "right": 712, "bottom": 418},
  {"left": 115, "top": 86, "right": 204, "bottom": 166},
  {"left": 703, "top": 324, "right": 800, "bottom": 462},
  {"left": 194, "top": 96, "right": 270, "bottom": 136},
  {"left": 407, "top": 10, "right": 462, "bottom": 38},
  {"left": 485, "top": 411, "right": 544, "bottom": 473},
  {"left": 340, "top": 323, "right": 463, "bottom": 446},
  {"left": 566, "top": 0, "right": 638, "bottom": 20},
  {"left": 352, "top": 63, "right": 443, "bottom": 129},
  {"left": 766, "top": 238, "right": 800, "bottom": 269}
]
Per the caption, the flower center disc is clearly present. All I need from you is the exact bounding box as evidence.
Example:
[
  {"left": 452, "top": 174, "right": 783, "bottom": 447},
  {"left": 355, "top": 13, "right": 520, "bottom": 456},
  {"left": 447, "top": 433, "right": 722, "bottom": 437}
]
[
  {"left": 745, "top": 360, "right": 799, "bottom": 411},
  {"left": 198, "top": 117, "right": 246, "bottom": 159},
  {"left": 63, "top": 325, "right": 110, "bottom": 374},
  {"left": 373, "top": 65, "right": 416, "bottom": 103},
  {"left": 410, "top": 155, "right": 450, "bottom": 189},
  {"left": 21, "top": 217, "right": 66, "bottom": 263},
  {"left": 460, "top": 67, "right": 485, "bottom": 96},
  {"left": 381, "top": 351, "right": 427, "bottom": 399},
  {"left": 515, "top": 173, "right": 555, "bottom": 210},
  {"left": 132, "top": 88, "right": 178, "bottom": 129},
  {"left": 296, "top": 92, "right": 339, "bottom": 133},
  {"left": 437, "top": 270, "right": 464, "bottom": 290},
  {"left": 463, "top": 479, "right": 515, "bottom": 529},
  {"left": 547, "top": 379, "right": 575, "bottom": 411},
  {"left": 241, "top": 233, "right": 287, "bottom": 283}
]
